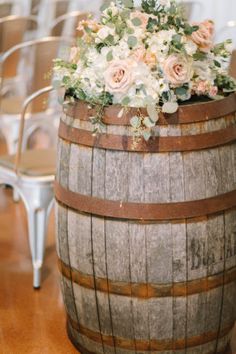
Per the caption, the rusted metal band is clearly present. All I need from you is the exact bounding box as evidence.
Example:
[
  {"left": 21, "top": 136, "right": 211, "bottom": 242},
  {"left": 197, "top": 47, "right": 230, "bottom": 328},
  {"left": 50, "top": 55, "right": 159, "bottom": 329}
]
[
  {"left": 55, "top": 181, "right": 236, "bottom": 221},
  {"left": 58, "top": 259, "right": 236, "bottom": 299},
  {"left": 67, "top": 315, "right": 234, "bottom": 351},
  {"left": 59, "top": 120, "right": 236, "bottom": 153},
  {"left": 63, "top": 93, "right": 236, "bottom": 125}
]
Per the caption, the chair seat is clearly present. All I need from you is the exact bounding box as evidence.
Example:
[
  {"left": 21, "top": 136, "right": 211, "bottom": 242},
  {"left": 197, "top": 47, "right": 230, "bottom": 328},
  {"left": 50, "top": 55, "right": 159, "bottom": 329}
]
[
  {"left": 0, "top": 148, "right": 56, "bottom": 177},
  {"left": 0, "top": 96, "right": 24, "bottom": 115}
]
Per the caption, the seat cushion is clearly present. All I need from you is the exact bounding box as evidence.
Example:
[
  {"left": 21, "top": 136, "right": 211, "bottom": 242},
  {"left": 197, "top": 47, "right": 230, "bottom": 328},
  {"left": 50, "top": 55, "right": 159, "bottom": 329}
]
[
  {"left": 0, "top": 148, "right": 56, "bottom": 177},
  {"left": 0, "top": 96, "right": 24, "bottom": 115}
]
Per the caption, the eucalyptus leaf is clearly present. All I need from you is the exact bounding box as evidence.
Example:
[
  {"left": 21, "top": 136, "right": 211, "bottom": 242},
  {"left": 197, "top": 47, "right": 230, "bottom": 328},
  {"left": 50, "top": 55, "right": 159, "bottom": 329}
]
[
  {"left": 147, "top": 104, "right": 159, "bottom": 122},
  {"left": 127, "top": 36, "right": 138, "bottom": 48},
  {"left": 122, "top": 96, "right": 130, "bottom": 105},
  {"left": 142, "top": 130, "right": 151, "bottom": 141},
  {"left": 106, "top": 50, "right": 113, "bottom": 61},
  {"left": 143, "top": 116, "right": 156, "bottom": 128},
  {"left": 122, "top": 0, "right": 134, "bottom": 8},
  {"left": 131, "top": 17, "right": 142, "bottom": 26},
  {"left": 162, "top": 101, "right": 178, "bottom": 114},
  {"left": 130, "top": 115, "right": 141, "bottom": 128}
]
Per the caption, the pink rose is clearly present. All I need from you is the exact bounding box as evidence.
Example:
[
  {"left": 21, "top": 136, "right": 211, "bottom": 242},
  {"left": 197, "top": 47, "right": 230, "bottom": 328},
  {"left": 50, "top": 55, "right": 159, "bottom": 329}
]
[
  {"left": 77, "top": 19, "right": 101, "bottom": 34},
  {"left": 104, "top": 60, "right": 133, "bottom": 94},
  {"left": 209, "top": 86, "right": 218, "bottom": 97},
  {"left": 196, "top": 80, "right": 208, "bottom": 94},
  {"left": 163, "top": 54, "right": 193, "bottom": 87},
  {"left": 130, "top": 11, "right": 149, "bottom": 29},
  {"left": 191, "top": 20, "right": 214, "bottom": 53},
  {"left": 132, "top": 47, "right": 145, "bottom": 62}
]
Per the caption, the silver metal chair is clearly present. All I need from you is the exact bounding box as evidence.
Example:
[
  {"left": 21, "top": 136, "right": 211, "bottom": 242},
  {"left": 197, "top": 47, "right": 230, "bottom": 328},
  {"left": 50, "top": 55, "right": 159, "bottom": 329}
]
[
  {"left": 179, "top": 1, "right": 203, "bottom": 21},
  {"left": 0, "top": 36, "right": 72, "bottom": 156},
  {"left": 0, "top": 15, "right": 38, "bottom": 97},
  {"left": 0, "top": 85, "right": 55, "bottom": 289},
  {"left": 50, "top": 11, "right": 89, "bottom": 37}
]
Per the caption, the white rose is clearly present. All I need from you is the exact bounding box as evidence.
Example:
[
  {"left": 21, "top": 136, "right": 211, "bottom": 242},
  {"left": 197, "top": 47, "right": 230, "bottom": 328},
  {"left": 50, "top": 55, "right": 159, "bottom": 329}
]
[
  {"left": 185, "top": 39, "right": 198, "bottom": 56},
  {"left": 96, "top": 26, "right": 115, "bottom": 41}
]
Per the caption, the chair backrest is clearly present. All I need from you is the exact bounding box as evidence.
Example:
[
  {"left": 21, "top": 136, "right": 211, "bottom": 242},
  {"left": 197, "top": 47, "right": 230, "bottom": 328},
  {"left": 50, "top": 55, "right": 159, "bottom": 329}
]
[
  {"left": 229, "top": 50, "right": 236, "bottom": 79},
  {"left": 15, "top": 85, "right": 54, "bottom": 174},
  {"left": 0, "top": 3, "right": 13, "bottom": 18},
  {"left": 50, "top": 11, "right": 89, "bottom": 37},
  {"left": 179, "top": 1, "right": 203, "bottom": 21},
  {"left": 0, "top": 16, "right": 38, "bottom": 78},
  {"left": 53, "top": 0, "right": 70, "bottom": 19},
  {"left": 0, "top": 36, "right": 73, "bottom": 112}
]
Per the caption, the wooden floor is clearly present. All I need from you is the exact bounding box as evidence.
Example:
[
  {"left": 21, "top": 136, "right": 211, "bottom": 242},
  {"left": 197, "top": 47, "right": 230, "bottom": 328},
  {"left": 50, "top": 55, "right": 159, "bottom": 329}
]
[{"left": 0, "top": 138, "right": 235, "bottom": 354}]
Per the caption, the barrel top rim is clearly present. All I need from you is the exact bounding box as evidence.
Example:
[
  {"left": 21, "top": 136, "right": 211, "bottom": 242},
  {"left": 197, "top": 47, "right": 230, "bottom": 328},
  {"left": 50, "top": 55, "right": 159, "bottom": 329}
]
[{"left": 63, "top": 93, "right": 236, "bottom": 125}]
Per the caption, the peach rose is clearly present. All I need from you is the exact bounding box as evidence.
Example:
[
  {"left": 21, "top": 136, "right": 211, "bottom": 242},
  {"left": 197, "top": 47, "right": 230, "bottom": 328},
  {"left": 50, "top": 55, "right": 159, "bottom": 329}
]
[
  {"left": 77, "top": 19, "right": 101, "bottom": 34},
  {"left": 104, "top": 60, "right": 133, "bottom": 94},
  {"left": 130, "top": 11, "right": 149, "bottom": 29},
  {"left": 132, "top": 47, "right": 145, "bottom": 62},
  {"left": 191, "top": 20, "right": 214, "bottom": 53},
  {"left": 163, "top": 54, "right": 193, "bottom": 87},
  {"left": 144, "top": 51, "right": 157, "bottom": 68}
]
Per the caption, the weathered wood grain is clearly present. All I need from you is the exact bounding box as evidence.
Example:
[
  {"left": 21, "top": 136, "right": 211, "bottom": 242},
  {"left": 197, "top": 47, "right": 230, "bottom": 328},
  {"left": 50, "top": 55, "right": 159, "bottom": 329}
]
[{"left": 56, "top": 97, "right": 236, "bottom": 354}]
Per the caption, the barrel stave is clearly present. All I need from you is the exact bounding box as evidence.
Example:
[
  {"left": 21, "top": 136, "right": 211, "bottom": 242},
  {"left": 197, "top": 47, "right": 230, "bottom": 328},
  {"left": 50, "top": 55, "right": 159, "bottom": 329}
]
[{"left": 57, "top": 96, "right": 236, "bottom": 354}]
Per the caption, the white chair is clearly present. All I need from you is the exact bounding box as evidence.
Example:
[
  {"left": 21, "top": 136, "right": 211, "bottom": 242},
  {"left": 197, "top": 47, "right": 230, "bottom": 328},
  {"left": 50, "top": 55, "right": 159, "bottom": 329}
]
[
  {"left": 0, "top": 16, "right": 38, "bottom": 97},
  {"left": 0, "top": 85, "right": 55, "bottom": 289},
  {"left": 179, "top": 1, "right": 203, "bottom": 21},
  {"left": 50, "top": 11, "right": 89, "bottom": 37},
  {"left": 0, "top": 36, "right": 72, "bottom": 156}
]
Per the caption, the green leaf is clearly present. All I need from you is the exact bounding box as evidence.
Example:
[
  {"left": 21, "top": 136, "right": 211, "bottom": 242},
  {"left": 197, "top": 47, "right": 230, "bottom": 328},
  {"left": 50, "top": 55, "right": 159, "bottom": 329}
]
[
  {"left": 130, "top": 115, "right": 141, "bottom": 128},
  {"left": 122, "top": 96, "right": 130, "bottom": 105},
  {"left": 143, "top": 116, "right": 156, "bottom": 128},
  {"left": 193, "top": 50, "right": 208, "bottom": 61},
  {"left": 147, "top": 104, "right": 158, "bottom": 122},
  {"left": 106, "top": 50, "right": 113, "bottom": 61},
  {"left": 131, "top": 17, "right": 142, "bottom": 26},
  {"left": 214, "top": 60, "right": 221, "bottom": 68},
  {"left": 127, "top": 35, "right": 138, "bottom": 48},
  {"left": 142, "top": 130, "right": 151, "bottom": 141},
  {"left": 122, "top": 0, "right": 134, "bottom": 9},
  {"left": 162, "top": 101, "right": 178, "bottom": 114},
  {"left": 175, "top": 86, "right": 188, "bottom": 96},
  {"left": 127, "top": 27, "right": 135, "bottom": 34}
]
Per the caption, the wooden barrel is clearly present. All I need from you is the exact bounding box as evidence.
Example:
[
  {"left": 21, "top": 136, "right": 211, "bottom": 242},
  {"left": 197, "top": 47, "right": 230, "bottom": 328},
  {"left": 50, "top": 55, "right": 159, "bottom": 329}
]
[{"left": 55, "top": 94, "right": 236, "bottom": 354}]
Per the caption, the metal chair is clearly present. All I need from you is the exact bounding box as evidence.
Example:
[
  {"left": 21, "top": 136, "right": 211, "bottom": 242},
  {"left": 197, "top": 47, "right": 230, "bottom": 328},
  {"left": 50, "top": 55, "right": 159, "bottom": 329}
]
[
  {"left": 50, "top": 11, "right": 89, "bottom": 37},
  {"left": 0, "top": 15, "right": 38, "bottom": 98},
  {"left": 0, "top": 3, "right": 13, "bottom": 17},
  {"left": 0, "top": 36, "right": 72, "bottom": 156},
  {"left": 179, "top": 1, "right": 203, "bottom": 21},
  {"left": 0, "top": 86, "right": 55, "bottom": 289}
]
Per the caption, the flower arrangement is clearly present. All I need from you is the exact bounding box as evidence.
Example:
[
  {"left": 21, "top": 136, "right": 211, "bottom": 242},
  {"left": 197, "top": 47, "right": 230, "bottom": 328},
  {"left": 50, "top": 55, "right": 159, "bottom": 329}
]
[{"left": 54, "top": 0, "right": 236, "bottom": 140}]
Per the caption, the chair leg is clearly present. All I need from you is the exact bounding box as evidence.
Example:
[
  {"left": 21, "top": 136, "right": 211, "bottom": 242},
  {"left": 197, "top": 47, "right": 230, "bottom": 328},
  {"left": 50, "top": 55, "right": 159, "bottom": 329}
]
[
  {"left": 27, "top": 207, "right": 48, "bottom": 289},
  {"left": 2, "top": 127, "right": 21, "bottom": 202},
  {"left": 21, "top": 185, "right": 54, "bottom": 289}
]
